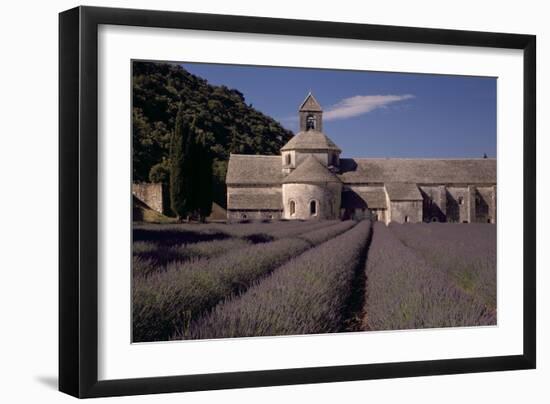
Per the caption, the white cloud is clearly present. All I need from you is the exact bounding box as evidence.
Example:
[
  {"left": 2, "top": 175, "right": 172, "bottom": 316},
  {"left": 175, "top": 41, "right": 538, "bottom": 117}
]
[{"left": 324, "top": 94, "right": 414, "bottom": 121}]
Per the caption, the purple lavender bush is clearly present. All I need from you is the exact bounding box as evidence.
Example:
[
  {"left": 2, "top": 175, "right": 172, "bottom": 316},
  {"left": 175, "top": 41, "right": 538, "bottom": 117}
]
[
  {"left": 133, "top": 220, "right": 356, "bottom": 342},
  {"left": 363, "top": 222, "right": 495, "bottom": 331},
  {"left": 132, "top": 220, "right": 340, "bottom": 277},
  {"left": 388, "top": 223, "right": 496, "bottom": 309},
  {"left": 184, "top": 220, "right": 372, "bottom": 340},
  {"left": 134, "top": 219, "right": 337, "bottom": 242},
  {"left": 133, "top": 238, "right": 253, "bottom": 276}
]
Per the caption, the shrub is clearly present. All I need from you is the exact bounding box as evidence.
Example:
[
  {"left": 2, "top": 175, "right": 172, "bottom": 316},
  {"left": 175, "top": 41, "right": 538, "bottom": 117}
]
[
  {"left": 133, "top": 226, "right": 229, "bottom": 246},
  {"left": 133, "top": 238, "right": 253, "bottom": 275},
  {"left": 132, "top": 255, "right": 157, "bottom": 279},
  {"left": 133, "top": 220, "right": 357, "bottom": 342},
  {"left": 132, "top": 220, "right": 341, "bottom": 277},
  {"left": 363, "top": 223, "right": 495, "bottom": 331},
  {"left": 132, "top": 220, "right": 337, "bottom": 247},
  {"left": 388, "top": 223, "right": 496, "bottom": 309},
  {"left": 185, "top": 220, "right": 372, "bottom": 339}
]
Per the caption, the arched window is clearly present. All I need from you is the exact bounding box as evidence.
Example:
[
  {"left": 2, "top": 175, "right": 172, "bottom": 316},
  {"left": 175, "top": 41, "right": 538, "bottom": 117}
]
[
  {"left": 458, "top": 196, "right": 464, "bottom": 205},
  {"left": 405, "top": 215, "right": 410, "bottom": 223},
  {"left": 285, "top": 154, "right": 291, "bottom": 165},
  {"left": 306, "top": 114, "right": 316, "bottom": 130},
  {"left": 310, "top": 200, "right": 317, "bottom": 216},
  {"left": 289, "top": 200, "right": 296, "bottom": 216}
]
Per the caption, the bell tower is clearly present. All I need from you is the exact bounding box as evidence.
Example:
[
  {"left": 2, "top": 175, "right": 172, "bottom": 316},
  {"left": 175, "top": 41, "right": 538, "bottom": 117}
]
[
  {"left": 299, "top": 92, "right": 323, "bottom": 132},
  {"left": 281, "top": 92, "right": 341, "bottom": 175}
]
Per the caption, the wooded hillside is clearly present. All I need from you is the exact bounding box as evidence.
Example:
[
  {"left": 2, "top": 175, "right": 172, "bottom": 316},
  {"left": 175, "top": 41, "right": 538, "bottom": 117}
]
[{"left": 133, "top": 61, "right": 293, "bottom": 208}]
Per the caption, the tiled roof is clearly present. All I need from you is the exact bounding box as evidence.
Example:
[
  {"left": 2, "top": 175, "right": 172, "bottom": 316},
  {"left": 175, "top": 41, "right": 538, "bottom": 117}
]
[
  {"left": 385, "top": 183, "right": 423, "bottom": 201},
  {"left": 299, "top": 92, "right": 322, "bottom": 112},
  {"left": 227, "top": 192, "right": 282, "bottom": 210},
  {"left": 282, "top": 156, "right": 341, "bottom": 184},
  {"left": 338, "top": 158, "right": 496, "bottom": 184},
  {"left": 227, "top": 155, "right": 497, "bottom": 187},
  {"left": 281, "top": 130, "right": 341, "bottom": 152},
  {"left": 226, "top": 154, "right": 282, "bottom": 185},
  {"left": 341, "top": 188, "right": 387, "bottom": 209}
]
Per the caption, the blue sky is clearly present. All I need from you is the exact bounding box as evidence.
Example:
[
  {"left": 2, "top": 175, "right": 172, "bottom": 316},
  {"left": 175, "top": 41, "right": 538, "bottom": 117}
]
[{"left": 182, "top": 62, "right": 496, "bottom": 159}]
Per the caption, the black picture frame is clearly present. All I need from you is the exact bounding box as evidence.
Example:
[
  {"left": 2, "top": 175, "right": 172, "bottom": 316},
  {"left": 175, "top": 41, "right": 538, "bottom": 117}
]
[{"left": 59, "top": 6, "right": 536, "bottom": 398}]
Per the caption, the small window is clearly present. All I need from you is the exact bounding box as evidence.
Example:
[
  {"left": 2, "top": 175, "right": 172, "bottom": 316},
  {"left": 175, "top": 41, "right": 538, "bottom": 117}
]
[
  {"left": 306, "top": 114, "right": 316, "bottom": 130},
  {"left": 310, "top": 200, "right": 317, "bottom": 216},
  {"left": 289, "top": 200, "right": 296, "bottom": 216},
  {"left": 331, "top": 154, "right": 338, "bottom": 166},
  {"left": 405, "top": 215, "right": 410, "bottom": 223},
  {"left": 242, "top": 214, "right": 247, "bottom": 219},
  {"left": 458, "top": 196, "right": 464, "bottom": 205},
  {"left": 285, "top": 154, "right": 291, "bottom": 165}
]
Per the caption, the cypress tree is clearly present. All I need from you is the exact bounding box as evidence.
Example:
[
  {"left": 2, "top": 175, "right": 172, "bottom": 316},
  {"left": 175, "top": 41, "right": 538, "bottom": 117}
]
[
  {"left": 169, "top": 105, "right": 192, "bottom": 221},
  {"left": 197, "top": 133, "right": 214, "bottom": 221},
  {"left": 184, "top": 117, "right": 199, "bottom": 219},
  {"left": 169, "top": 111, "right": 214, "bottom": 222},
  {"left": 188, "top": 117, "right": 213, "bottom": 222}
]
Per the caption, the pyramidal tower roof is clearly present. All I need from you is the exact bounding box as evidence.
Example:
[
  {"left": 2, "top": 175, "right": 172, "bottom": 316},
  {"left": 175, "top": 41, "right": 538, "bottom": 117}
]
[
  {"left": 282, "top": 92, "right": 341, "bottom": 152},
  {"left": 281, "top": 130, "right": 341, "bottom": 152},
  {"left": 283, "top": 155, "right": 341, "bottom": 184},
  {"left": 299, "top": 92, "right": 322, "bottom": 112}
]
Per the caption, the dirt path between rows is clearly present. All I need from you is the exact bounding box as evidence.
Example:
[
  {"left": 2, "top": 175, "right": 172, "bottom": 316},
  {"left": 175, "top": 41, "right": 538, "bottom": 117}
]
[{"left": 340, "top": 222, "right": 374, "bottom": 332}]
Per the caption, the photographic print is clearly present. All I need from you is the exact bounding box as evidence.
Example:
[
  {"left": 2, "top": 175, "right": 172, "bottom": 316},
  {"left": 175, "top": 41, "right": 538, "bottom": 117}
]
[{"left": 131, "top": 61, "right": 497, "bottom": 343}]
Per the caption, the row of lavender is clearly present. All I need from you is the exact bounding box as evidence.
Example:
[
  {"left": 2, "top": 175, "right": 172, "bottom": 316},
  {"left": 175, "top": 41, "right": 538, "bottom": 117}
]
[
  {"left": 133, "top": 220, "right": 356, "bottom": 342},
  {"left": 133, "top": 220, "right": 339, "bottom": 276},
  {"left": 362, "top": 222, "right": 496, "bottom": 331},
  {"left": 389, "top": 223, "right": 496, "bottom": 310},
  {"left": 182, "top": 220, "right": 373, "bottom": 339},
  {"left": 133, "top": 219, "right": 496, "bottom": 341}
]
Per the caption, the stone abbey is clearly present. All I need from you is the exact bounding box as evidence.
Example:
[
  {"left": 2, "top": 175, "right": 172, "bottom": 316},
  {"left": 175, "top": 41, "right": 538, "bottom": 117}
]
[{"left": 226, "top": 93, "right": 496, "bottom": 224}]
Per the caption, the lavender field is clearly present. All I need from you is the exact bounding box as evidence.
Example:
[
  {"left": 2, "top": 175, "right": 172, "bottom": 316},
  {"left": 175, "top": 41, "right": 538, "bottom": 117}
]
[
  {"left": 132, "top": 220, "right": 496, "bottom": 342},
  {"left": 362, "top": 223, "right": 496, "bottom": 331}
]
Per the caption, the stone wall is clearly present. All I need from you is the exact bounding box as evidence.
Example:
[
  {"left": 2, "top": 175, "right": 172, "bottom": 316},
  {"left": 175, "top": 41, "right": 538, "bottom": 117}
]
[
  {"left": 281, "top": 150, "right": 295, "bottom": 174},
  {"left": 227, "top": 186, "right": 282, "bottom": 202},
  {"left": 282, "top": 182, "right": 342, "bottom": 220},
  {"left": 417, "top": 185, "right": 497, "bottom": 223},
  {"left": 227, "top": 210, "right": 282, "bottom": 222},
  {"left": 389, "top": 200, "right": 423, "bottom": 223},
  {"left": 227, "top": 179, "right": 497, "bottom": 224},
  {"left": 446, "top": 186, "right": 472, "bottom": 223},
  {"left": 467, "top": 186, "right": 476, "bottom": 223},
  {"left": 282, "top": 151, "right": 340, "bottom": 175},
  {"left": 299, "top": 111, "right": 323, "bottom": 132},
  {"left": 371, "top": 209, "right": 386, "bottom": 222},
  {"left": 132, "top": 183, "right": 163, "bottom": 213},
  {"left": 491, "top": 185, "right": 497, "bottom": 223},
  {"left": 419, "top": 185, "right": 447, "bottom": 222},
  {"left": 476, "top": 186, "right": 497, "bottom": 223}
]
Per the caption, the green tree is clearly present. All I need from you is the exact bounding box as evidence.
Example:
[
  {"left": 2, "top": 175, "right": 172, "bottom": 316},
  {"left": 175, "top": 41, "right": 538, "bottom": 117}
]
[
  {"left": 195, "top": 132, "right": 214, "bottom": 221},
  {"left": 149, "top": 159, "right": 171, "bottom": 216},
  {"left": 149, "top": 159, "right": 170, "bottom": 184},
  {"left": 169, "top": 106, "right": 193, "bottom": 221},
  {"left": 185, "top": 117, "right": 214, "bottom": 222},
  {"left": 132, "top": 61, "right": 293, "bottom": 207}
]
